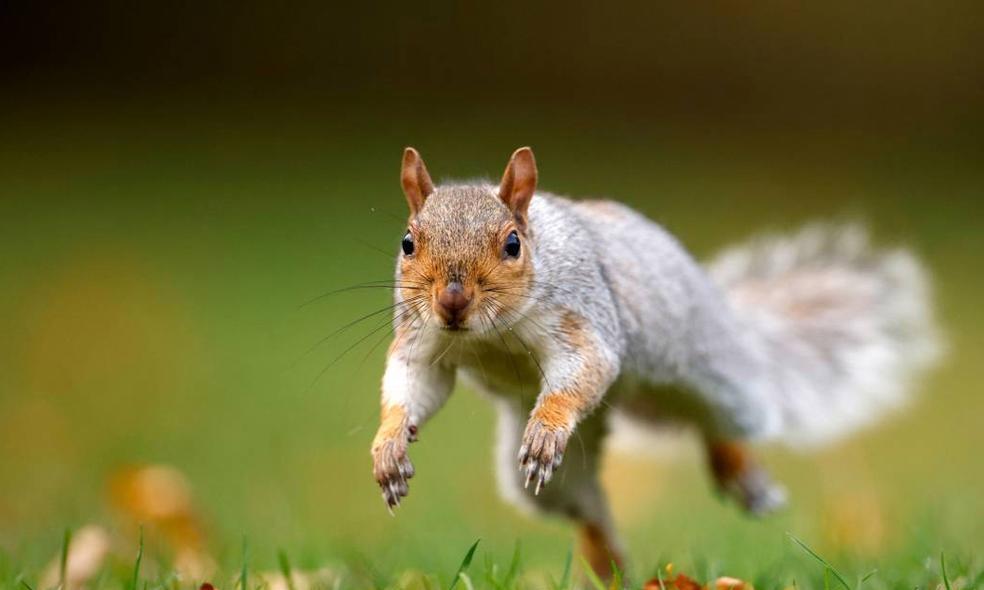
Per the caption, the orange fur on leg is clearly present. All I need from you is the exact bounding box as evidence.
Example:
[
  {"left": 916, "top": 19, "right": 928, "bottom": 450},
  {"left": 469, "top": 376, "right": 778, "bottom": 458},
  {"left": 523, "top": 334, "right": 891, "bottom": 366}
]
[
  {"left": 707, "top": 440, "right": 751, "bottom": 483},
  {"left": 706, "top": 439, "right": 787, "bottom": 516},
  {"left": 372, "top": 403, "right": 408, "bottom": 450},
  {"left": 579, "top": 523, "right": 624, "bottom": 581},
  {"left": 531, "top": 393, "right": 581, "bottom": 429}
]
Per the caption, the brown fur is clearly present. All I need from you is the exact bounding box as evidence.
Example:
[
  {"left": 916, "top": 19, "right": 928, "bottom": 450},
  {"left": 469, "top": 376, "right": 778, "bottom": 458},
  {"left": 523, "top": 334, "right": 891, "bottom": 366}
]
[
  {"left": 534, "top": 311, "right": 611, "bottom": 425},
  {"left": 707, "top": 440, "right": 751, "bottom": 484},
  {"left": 386, "top": 329, "right": 408, "bottom": 357},
  {"left": 401, "top": 148, "right": 434, "bottom": 215},
  {"left": 579, "top": 523, "right": 624, "bottom": 580},
  {"left": 526, "top": 312, "right": 610, "bottom": 430},
  {"left": 531, "top": 394, "right": 582, "bottom": 429},
  {"left": 498, "top": 147, "right": 537, "bottom": 230},
  {"left": 705, "top": 440, "right": 787, "bottom": 515},
  {"left": 372, "top": 403, "right": 408, "bottom": 451},
  {"left": 398, "top": 184, "right": 533, "bottom": 330},
  {"left": 558, "top": 311, "right": 590, "bottom": 349}
]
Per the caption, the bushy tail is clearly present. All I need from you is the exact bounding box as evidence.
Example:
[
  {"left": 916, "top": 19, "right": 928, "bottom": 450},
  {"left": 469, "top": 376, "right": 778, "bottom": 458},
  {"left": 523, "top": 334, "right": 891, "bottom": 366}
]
[{"left": 708, "top": 224, "right": 943, "bottom": 447}]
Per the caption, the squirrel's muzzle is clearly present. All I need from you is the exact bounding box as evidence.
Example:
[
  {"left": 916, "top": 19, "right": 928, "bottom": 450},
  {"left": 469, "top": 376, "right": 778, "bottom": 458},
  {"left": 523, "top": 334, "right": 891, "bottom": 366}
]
[{"left": 436, "top": 281, "right": 472, "bottom": 328}]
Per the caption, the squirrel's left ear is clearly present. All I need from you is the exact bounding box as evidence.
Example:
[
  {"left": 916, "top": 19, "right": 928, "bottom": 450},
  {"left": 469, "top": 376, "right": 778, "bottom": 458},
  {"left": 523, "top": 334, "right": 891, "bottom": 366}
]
[
  {"left": 498, "top": 147, "right": 537, "bottom": 229},
  {"left": 401, "top": 147, "right": 435, "bottom": 216}
]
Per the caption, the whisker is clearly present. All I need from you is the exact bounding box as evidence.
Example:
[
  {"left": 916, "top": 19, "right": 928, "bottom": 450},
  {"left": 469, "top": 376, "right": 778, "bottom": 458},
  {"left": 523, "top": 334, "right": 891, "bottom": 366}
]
[
  {"left": 484, "top": 294, "right": 568, "bottom": 351},
  {"left": 354, "top": 238, "right": 398, "bottom": 260},
  {"left": 357, "top": 299, "right": 426, "bottom": 368},
  {"left": 484, "top": 298, "right": 552, "bottom": 392},
  {"left": 482, "top": 287, "right": 555, "bottom": 306},
  {"left": 481, "top": 307, "right": 526, "bottom": 396},
  {"left": 487, "top": 279, "right": 582, "bottom": 299},
  {"left": 429, "top": 336, "right": 457, "bottom": 367},
  {"left": 468, "top": 339, "right": 490, "bottom": 385},
  {"left": 298, "top": 282, "right": 426, "bottom": 309},
  {"left": 405, "top": 301, "right": 431, "bottom": 368},
  {"left": 298, "top": 295, "right": 427, "bottom": 362},
  {"left": 367, "top": 206, "right": 409, "bottom": 225},
  {"left": 307, "top": 302, "right": 423, "bottom": 391}
]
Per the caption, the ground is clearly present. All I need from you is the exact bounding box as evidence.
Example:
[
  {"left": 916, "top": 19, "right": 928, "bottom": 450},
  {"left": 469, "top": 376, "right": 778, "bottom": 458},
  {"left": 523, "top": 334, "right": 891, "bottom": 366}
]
[{"left": 0, "top": 97, "right": 980, "bottom": 590}]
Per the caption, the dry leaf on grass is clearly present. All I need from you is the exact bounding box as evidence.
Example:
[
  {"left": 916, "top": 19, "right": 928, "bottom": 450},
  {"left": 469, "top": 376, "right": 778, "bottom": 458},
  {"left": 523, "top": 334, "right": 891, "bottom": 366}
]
[
  {"left": 256, "top": 568, "right": 341, "bottom": 590},
  {"left": 643, "top": 573, "right": 754, "bottom": 590},
  {"left": 713, "top": 576, "right": 753, "bottom": 590},
  {"left": 110, "top": 464, "right": 214, "bottom": 579},
  {"left": 643, "top": 573, "right": 702, "bottom": 590},
  {"left": 40, "top": 525, "right": 111, "bottom": 590}
]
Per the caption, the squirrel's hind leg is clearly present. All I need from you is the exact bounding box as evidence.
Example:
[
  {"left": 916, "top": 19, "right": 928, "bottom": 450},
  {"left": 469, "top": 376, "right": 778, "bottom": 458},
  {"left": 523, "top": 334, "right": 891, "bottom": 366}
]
[
  {"left": 493, "top": 399, "right": 625, "bottom": 580},
  {"left": 705, "top": 440, "right": 787, "bottom": 516}
]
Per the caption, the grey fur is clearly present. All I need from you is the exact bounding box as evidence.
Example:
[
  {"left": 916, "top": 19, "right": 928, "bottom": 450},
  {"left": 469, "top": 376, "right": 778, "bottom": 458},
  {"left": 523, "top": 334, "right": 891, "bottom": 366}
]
[
  {"left": 382, "top": 181, "right": 942, "bottom": 554},
  {"left": 522, "top": 194, "right": 942, "bottom": 445}
]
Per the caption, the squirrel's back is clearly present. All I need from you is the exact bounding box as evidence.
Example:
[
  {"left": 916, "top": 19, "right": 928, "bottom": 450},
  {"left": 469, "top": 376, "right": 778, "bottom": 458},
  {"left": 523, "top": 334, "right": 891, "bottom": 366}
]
[
  {"left": 539, "top": 195, "right": 943, "bottom": 447},
  {"left": 534, "top": 194, "right": 781, "bottom": 438}
]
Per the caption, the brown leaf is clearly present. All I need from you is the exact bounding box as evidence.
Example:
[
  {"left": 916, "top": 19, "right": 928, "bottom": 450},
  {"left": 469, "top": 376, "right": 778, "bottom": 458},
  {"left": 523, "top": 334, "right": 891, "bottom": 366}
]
[
  {"left": 643, "top": 573, "right": 702, "bottom": 590},
  {"left": 39, "top": 526, "right": 112, "bottom": 590},
  {"left": 714, "top": 576, "right": 754, "bottom": 590}
]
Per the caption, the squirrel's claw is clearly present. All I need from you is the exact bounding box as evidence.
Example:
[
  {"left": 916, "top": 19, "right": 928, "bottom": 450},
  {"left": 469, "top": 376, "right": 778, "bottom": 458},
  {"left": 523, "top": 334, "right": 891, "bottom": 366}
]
[
  {"left": 723, "top": 467, "right": 788, "bottom": 517},
  {"left": 518, "top": 419, "right": 569, "bottom": 495},
  {"left": 373, "top": 439, "right": 414, "bottom": 512}
]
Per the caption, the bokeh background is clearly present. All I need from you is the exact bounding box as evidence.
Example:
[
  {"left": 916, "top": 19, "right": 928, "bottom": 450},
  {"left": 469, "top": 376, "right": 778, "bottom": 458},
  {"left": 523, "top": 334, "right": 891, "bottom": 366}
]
[{"left": 1, "top": 1, "right": 982, "bottom": 584}]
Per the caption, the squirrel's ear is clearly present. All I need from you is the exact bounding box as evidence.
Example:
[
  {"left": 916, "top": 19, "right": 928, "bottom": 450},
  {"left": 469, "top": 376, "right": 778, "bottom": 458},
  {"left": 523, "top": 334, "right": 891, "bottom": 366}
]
[
  {"left": 498, "top": 147, "right": 537, "bottom": 229},
  {"left": 401, "top": 147, "right": 435, "bottom": 216}
]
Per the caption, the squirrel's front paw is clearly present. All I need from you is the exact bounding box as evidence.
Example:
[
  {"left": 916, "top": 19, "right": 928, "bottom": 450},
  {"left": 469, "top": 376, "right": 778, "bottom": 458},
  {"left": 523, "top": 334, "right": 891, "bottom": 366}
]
[
  {"left": 517, "top": 419, "right": 570, "bottom": 495},
  {"left": 371, "top": 435, "right": 415, "bottom": 511}
]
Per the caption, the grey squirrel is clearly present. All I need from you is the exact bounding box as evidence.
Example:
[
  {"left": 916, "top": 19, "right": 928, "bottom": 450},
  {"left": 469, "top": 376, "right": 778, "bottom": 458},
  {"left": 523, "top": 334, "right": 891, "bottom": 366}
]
[{"left": 370, "top": 147, "right": 941, "bottom": 576}]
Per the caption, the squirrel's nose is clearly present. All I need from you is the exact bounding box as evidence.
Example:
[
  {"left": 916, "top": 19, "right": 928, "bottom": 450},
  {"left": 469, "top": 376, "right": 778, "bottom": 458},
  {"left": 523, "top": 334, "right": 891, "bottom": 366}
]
[{"left": 437, "top": 281, "right": 471, "bottom": 323}]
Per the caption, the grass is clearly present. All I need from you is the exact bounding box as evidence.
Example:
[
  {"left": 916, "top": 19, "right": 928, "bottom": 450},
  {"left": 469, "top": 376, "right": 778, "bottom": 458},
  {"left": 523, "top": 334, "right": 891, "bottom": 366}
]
[
  {"left": 447, "top": 540, "right": 480, "bottom": 590},
  {"left": 1, "top": 531, "right": 978, "bottom": 590},
  {"left": 786, "top": 535, "right": 850, "bottom": 590},
  {"left": 0, "top": 96, "right": 980, "bottom": 589},
  {"left": 58, "top": 530, "right": 70, "bottom": 590},
  {"left": 129, "top": 528, "right": 143, "bottom": 590}
]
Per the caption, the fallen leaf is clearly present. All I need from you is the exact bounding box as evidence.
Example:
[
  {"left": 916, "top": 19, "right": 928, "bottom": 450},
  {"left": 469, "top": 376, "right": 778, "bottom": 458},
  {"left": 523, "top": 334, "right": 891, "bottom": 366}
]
[
  {"left": 110, "top": 464, "right": 213, "bottom": 579},
  {"left": 714, "top": 576, "right": 753, "bottom": 590},
  {"left": 256, "top": 568, "right": 341, "bottom": 590},
  {"left": 643, "top": 573, "right": 702, "bottom": 590},
  {"left": 40, "top": 525, "right": 111, "bottom": 590}
]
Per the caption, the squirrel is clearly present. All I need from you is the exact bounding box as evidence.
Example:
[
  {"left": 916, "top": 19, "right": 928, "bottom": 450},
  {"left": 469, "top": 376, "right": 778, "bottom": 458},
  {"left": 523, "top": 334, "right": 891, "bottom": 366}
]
[{"left": 370, "top": 147, "right": 941, "bottom": 577}]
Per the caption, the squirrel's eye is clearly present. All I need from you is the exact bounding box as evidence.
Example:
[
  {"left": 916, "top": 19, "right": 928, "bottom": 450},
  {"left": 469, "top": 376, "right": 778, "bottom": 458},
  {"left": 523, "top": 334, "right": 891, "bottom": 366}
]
[
  {"left": 504, "top": 231, "right": 521, "bottom": 258},
  {"left": 401, "top": 231, "right": 414, "bottom": 256}
]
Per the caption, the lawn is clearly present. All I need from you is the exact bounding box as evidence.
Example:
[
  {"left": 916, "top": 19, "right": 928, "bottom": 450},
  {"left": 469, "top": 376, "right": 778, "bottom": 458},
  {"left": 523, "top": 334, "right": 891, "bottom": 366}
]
[{"left": 0, "top": 96, "right": 981, "bottom": 589}]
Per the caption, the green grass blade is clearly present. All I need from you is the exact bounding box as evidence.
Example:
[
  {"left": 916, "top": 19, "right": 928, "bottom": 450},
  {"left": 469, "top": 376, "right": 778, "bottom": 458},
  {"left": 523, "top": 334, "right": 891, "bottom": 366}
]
[
  {"left": 129, "top": 526, "right": 143, "bottom": 590},
  {"left": 58, "top": 528, "right": 72, "bottom": 590},
  {"left": 940, "top": 552, "right": 952, "bottom": 590},
  {"left": 447, "top": 539, "right": 480, "bottom": 590},
  {"left": 456, "top": 572, "right": 475, "bottom": 590},
  {"left": 278, "top": 550, "right": 296, "bottom": 590},
  {"left": 481, "top": 553, "right": 500, "bottom": 590},
  {"left": 239, "top": 536, "right": 249, "bottom": 590},
  {"left": 558, "top": 548, "right": 573, "bottom": 590},
  {"left": 578, "top": 556, "right": 606, "bottom": 590},
  {"left": 502, "top": 540, "right": 521, "bottom": 588},
  {"left": 858, "top": 569, "right": 878, "bottom": 587},
  {"left": 608, "top": 560, "right": 622, "bottom": 590},
  {"left": 786, "top": 533, "right": 850, "bottom": 590}
]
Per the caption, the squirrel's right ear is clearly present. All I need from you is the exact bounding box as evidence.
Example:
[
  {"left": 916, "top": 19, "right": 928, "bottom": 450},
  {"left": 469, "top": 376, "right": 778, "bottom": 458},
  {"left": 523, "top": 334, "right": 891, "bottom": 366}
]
[
  {"left": 498, "top": 147, "right": 537, "bottom": 230},
  {"left": 401, "top": 147, "right": 435, "bottom": 216}
]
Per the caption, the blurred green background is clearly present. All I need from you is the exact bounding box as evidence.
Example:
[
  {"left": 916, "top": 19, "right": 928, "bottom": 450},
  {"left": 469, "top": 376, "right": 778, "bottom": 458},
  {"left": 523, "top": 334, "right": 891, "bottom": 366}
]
[{"left": 0, "top": 1, "right": 981, "bottom": 583}]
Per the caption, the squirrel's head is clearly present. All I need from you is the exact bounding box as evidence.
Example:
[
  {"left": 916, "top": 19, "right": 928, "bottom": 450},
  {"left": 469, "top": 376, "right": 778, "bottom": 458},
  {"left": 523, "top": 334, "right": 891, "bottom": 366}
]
[{"left": 396, "top": 147, "right": 537, "bottom": 333}]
